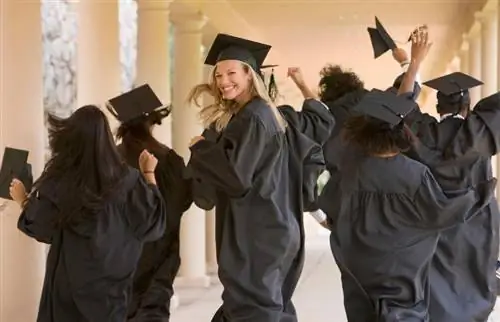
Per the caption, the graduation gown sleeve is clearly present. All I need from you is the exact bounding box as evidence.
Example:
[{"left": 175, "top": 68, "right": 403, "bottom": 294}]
[
  {"left": 156, "top": 151, "right": 193, "bottom": 214},
  {"left": 18, "top": 189, "right": 59, "bottom": 244},
  {"left": 185, "top": 127, "right": 218, "bottom": 210},
  {"left": 125, "top": 175, "right": 167, "bottom": 242},
  {"left": 411, "top": 169, "right": 496, "bottom": 230},
  {"left": 445, "top": 92, "right": 500, "bottom": 158},
  {"left": 278, "top": 98, "right": 335, "bottom": 145},
  {"left": 189, "top": 114, "right": 268, "bottom": 198}
]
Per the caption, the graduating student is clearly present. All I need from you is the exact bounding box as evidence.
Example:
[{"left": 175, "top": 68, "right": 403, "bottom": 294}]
[
  {"left": 326, "top": 89, "right": 496, "bottom": 321},
  {"left": 106, "top": 85, "right": 193, "bottom": 322},
  {"left": 186, "top": 33, "right": 324, "bottom": 322},
  {"left": 398, "top": 27, "right": 500, "bottom": 321},
  {"left": 9, "top": 105, "right": 166, "bottom": 322}
]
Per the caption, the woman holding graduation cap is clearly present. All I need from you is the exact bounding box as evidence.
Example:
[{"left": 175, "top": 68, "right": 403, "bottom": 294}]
[
  {"left": 10, "top": 105, "right": 167, "bottom": 322},
  {"left": 398, "top": 28, "right": 500, "bottom": 322},
  {"left": 186, "top": 33, "right": 325, "bottom": 322},
  {"left": 326, "top": 88, "right": 496, "bottom": 321},
  {"left": 105, "top": 84, "right": 193, "bottom": 322}
]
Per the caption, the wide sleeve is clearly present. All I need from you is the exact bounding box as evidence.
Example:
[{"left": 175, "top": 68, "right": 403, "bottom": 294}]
[
  {"left": 302, "top": 144, "right": 326, "bottom": 212},
  {"left": 125, "top": 175, "right": 167, "bottom": 242},
  {"left": 278, "top": 99, "right": 335, "bottom": 145},
  {"left": 157, "top": 151, "right": 193, "bottom": 214},
  {"left": 188, "top": 114, "right": 269, "bottom": 198},
  {"left": 411, "top": 169, "right": 496, "bottom": 230},
  {"left": 17, "top": 189, "right": 59, "bottom": 244},
  {"left": 444, "top": 92, "right": 500, "bottom": 158}
]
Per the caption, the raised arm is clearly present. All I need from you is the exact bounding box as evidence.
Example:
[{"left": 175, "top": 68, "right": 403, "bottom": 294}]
[
  {"left": 279, "top": 67, "right": 335, "bottom": 145},
  {"left": 398, "top": 27, "right": 432, "bottom": 96},
  {"left": 444, "top": 92, "right": 500, "bottom": 158}
]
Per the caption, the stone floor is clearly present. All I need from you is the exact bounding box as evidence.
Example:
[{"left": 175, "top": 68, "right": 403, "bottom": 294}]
[{"left": 171, "top": 232, "right": 500, "bottom": 322}]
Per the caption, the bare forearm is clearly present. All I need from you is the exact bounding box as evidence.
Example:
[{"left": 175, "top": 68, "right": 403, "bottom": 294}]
[{"left": 398, "top": 60, "right": 421, "bottom": 95}]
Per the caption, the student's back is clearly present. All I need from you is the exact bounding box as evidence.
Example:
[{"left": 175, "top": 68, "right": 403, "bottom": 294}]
[{"left": 13, "top": 106, "right": 166, "bottom": 322}]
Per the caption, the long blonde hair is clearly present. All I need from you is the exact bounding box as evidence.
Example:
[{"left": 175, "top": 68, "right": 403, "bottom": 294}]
[{"left": 187, "top": 62, "right": 286, "bottom": 132}]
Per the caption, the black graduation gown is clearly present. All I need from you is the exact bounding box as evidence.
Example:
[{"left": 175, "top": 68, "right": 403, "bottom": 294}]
[
  {"left": 117, "top": 145, "right": 193, "bottom": 322},
  {"left": 278, "top": 98, "right": 336, "bottom": 212},
  {"left": 326, "top": 152, "right": 496, "bottom": 322},
  {"left": 318, "top": 89, "right": 368, "bottom": 218},
  {"left": 17, "top": 168, "right": 166, "bottom": 322},
  {"left": 188, "top": 97, "right": 322, "bottom": 322},
  {"left": 403, "top": 92, "right": 500, "bottom": 322}
]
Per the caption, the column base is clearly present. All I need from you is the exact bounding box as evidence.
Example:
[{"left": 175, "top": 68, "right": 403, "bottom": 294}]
[
  {"left": 170, "top": 293, "right": 180, "bottom": 311},
  {"left": 174, "top": 275, "right": 211, "bottom": 288},
  {"left": 210, "top": 274, "right": 221, "bottom": 285},
  {"left": 206, "top": 262, "right": 218, "bottom": 275}
]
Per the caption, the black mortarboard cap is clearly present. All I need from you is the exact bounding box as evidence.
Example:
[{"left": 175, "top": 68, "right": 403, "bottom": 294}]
[
  {"left": 423, "top": 72, "right": 483, "bottom": 96},
  {"left": 353, "top": 89, "right": 416, "bottom": 128},
  {"left": 367, "top": 16, "right": 397, "bottom": 58},
  {"left": 106, "top": 84, "right": 171, "bottom": 123},
  {"left": 204, "top": 33, "right": 272, "bottom": 72},
  {"left": 0, "top": 147, "right": 32, "bottom": 200},
  {"left": 423, "top": 72, "right": 483, "bottom": 113}
]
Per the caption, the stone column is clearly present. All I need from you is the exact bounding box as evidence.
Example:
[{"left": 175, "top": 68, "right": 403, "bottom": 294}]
[
  {"left": 136, "top": 0, "right": 173, "bottom": 147},
  {"left": 466, "top": 23, "right": 482, "bottom": 106},
  {"left": 476, "top": 9, "right": 499, "bottom": 196},
  {"left": 202, "top": 62, "right": 218, "bottom": 276},
  {"left": 75, "top": 0, "right": 121, "bottom": 130},
  {"left": 0, "top": 0, "right": 47, "bottom": 320},
  {"left": 477, "top": 10, "right": 498, "bottom": 97},
  {"left": 459, "top": 34, "right": 470, "bottom": 74},
  {"left": 171, "top": 13, "right": 210, "bottom": 287}
]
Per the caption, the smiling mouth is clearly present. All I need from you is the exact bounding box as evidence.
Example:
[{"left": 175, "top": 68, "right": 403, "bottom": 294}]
[{"left": 221, "top": 86, "right": 236, "bottom": 93}]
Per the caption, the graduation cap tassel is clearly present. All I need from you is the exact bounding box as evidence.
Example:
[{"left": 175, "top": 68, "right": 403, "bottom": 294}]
[{"left": 268, "top": 69, "right": 278, "bottom": 103}]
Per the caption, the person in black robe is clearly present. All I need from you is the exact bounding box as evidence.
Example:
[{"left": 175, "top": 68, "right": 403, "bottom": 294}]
[
  {"left": 186, "top": 33, "right": 325, "bottom": 322},
  {"left": 397, "top": 28, "right": 500, "bottom": 322},
  {"left": 8, "top": 105, "right": 166, "bottom": 322},
  {"left": 324, "top": 89, "right": 496, "bottom": 321},
  {"left": 105, "top": 85, "right": 193, "bottom": 322}
]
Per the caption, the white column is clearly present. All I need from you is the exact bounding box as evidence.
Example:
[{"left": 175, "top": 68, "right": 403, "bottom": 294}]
[
  {"left": 205, "top": 208, "right": 218, "bottom": 275},
  {"left": 171, "top": 13, "right": 210, "bottom": 288},
  {"left": 459, "top": 34, "right": 470, "bottom": 74},
  {"left": 467, "top": 23, "right": 482, "bottom": 106},
  {"left": 136, "top": 0, "right": 173, "bottom": 147},
  {"left": 0, "top": 0, "right": 46, "bottom": 321},
  {"left": 75, "top": 0, "right": 121, "bottom": 129},
  {"left": 201, "top": 62, "right": 218, "bottom": 276},
  {"left": 477, "top": 10, "right": 498, "bottom": 97}
]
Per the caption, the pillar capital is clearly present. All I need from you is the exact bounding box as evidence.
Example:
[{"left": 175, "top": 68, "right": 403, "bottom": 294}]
[
  {"left": 460, "top": 33, "right": 470, "bottom": 51},
  {"left": 468, "top": 21, "right": 481, "bottom": 39},
  {"left": 171, "top": 12, "right": 207, "bottom": 33},
  {"left": 137, "top": 0, "right": 173, "bottom": 11},
  {"left": 475, "top": 9, "right": 496, "bottom": 23}
]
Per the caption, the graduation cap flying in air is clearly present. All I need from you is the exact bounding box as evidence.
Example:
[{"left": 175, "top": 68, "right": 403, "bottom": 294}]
[
  {"left": 423, "top": 72, "right": 483, "bottom": 114},
  {"left": 353, "top": 89, "right": 417, "bottom": 128},
  {"left": 106, "top": 84, "right": 172, "bottom": 125},
  {"left": 0, "top": 147, "right": 33, "bottom": 200},
  {"left": 204, "top": 33, "right": 279, "bottom": 102},
  {"left": 367, "top": 16, "right": 397, "bottom": 59}
]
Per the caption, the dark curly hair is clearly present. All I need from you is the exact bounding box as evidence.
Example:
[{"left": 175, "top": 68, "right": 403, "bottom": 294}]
[
  {"left": 342, "top": 115, "right": 414, "bottom": 156},
  {"left": 318, "top": 64, "right": 365, "bottom": 103}
]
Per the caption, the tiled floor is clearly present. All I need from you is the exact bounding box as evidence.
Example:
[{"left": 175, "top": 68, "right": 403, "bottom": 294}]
[{"left": 171, "top": 233, "right": 500, "bottom": 322}]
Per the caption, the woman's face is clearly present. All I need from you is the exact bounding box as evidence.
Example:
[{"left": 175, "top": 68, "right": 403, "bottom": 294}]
[{"left": 214, "top": 60, "right": 252, "bottom": 101}]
